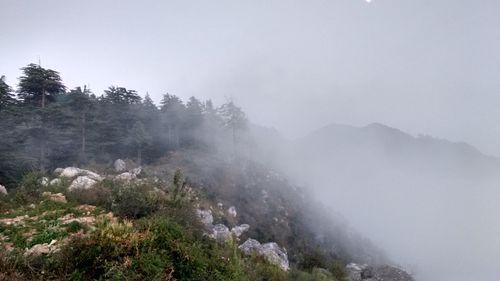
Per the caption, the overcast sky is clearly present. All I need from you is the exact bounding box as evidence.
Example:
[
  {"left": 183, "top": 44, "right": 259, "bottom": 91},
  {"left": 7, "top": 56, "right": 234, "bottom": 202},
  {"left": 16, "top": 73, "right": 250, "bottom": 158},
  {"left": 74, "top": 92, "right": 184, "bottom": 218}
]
[{"left": 1, "top": 0, "right": 500, "bottom": 155}]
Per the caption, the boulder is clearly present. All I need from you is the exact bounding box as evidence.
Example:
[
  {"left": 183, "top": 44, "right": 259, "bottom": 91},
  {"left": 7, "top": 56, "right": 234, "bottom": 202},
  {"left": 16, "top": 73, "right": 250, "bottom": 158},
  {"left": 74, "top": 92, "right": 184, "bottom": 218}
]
[
  {"left": 114, "top": 159, "right": 127, "bottom": 172},
  {"left": 239, "top": 238, "right": 289, "bottom": 271},
  {"left": 50, "top": 178, "right": 61, "bottom": 186},
  {"left": 239, "top": 238, "right": 262, "bottom": 255},
  {"left": 211, "top": 224, "right": 232, "bottom": 243},
  {"left": 60, "top": 167, "right": 81, "bottom": 178},
  {"left": 373, "top": 265, "right": 413, "bottom": 281},
  {"left": 40, "top": 177, "right": 49, "bottom": 186},
  {"left": 130, "top": 167, "right": 142, "bottom": 177},
  {"left": 115, "top": 172, "right": 135, "bottom": 182},
  {"left": 227, "top": 206, "right": 237, "bottom": 217},
  {"left": 231, "top": 224, "right": 250, "bottom": 237},
  {"left": 345, "top": 263, "right": 413, "bottom": 281},
  {"left": 196, "top": 209, "right": 214, "bottom": 226},
  {"left": 68, "top": 176, "right": 98, "bottom": 191},
  {"left": 0, "top": 184, "right": 7, "bottom": 195},
  {"left": 260, "top": 242, "right": 289, "bottom": 271},
  {"left": 59, "top": 167, "right": 103, "bottom": 181},
  {"left": 53, "top": 168, "right": 64, "bottom": 176}
]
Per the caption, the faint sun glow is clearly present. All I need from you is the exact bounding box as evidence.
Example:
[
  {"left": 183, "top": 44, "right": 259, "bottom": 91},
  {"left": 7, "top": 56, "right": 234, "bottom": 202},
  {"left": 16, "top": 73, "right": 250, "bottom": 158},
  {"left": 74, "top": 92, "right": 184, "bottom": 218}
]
[{"left": 366, "top": 0, "right": 372, "bottom": 3}]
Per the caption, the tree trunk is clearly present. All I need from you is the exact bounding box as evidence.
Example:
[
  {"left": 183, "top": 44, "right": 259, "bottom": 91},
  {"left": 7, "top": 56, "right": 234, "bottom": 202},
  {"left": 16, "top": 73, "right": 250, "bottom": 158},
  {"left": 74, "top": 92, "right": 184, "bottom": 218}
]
[
  {"left": 137, "top": 144, "right": 142, "bottom": 166},
  {"left": 81, "top": 112, "right": 86, "bottom": 155}
]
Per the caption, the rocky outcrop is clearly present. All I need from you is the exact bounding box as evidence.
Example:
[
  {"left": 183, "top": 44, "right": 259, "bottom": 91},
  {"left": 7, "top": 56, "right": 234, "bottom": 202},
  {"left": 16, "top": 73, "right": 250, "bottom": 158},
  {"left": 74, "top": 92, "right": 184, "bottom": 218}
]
[
  {"left": 239, "top": 238, "right": 289, "bottom": 271},
  {"left": 114, "top": 159, "right": 126, "bottom": 172},
  {"left": 346, "top": 263, "right": 413, "bottom": 281},
  {"left": 68, "top": 176, "right": 98, "bottom": 191},
  {"left": 0, "top": 184, "right": 7, "bottom": 195}
]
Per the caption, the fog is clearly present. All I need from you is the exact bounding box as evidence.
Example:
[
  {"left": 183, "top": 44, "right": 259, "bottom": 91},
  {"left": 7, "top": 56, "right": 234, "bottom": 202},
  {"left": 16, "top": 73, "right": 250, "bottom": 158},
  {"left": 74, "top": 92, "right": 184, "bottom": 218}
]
[
  {"left": 2, "top": 0, "right": 500, "bottom": 280},
  {"left": 261, "top": 123, "right": 500, "bottom": 281}
]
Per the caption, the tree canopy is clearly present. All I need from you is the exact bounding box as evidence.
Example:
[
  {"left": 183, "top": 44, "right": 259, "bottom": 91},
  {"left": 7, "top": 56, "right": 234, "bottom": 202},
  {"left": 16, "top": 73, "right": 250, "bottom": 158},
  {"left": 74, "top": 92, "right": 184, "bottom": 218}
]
[{"left": 0, "top": 63, "right": 249, "bottom": 186}]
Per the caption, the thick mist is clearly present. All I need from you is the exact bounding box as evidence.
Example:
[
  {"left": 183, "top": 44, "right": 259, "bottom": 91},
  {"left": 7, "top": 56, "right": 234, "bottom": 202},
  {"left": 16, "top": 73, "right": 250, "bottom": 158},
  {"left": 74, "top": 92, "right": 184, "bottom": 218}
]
[{"left": 251, "top": 123, "right": 500, "bottom": 281}]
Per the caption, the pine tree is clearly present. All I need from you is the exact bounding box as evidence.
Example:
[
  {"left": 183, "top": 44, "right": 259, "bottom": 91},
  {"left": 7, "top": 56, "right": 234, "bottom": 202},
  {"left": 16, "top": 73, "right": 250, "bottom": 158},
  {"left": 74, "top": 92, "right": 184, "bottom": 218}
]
[
  {"left": 17, "top": 64, "right": 65, "bottom": 108},
  {"left": 0, "top": 76, "right": 16, "bottom": 110}
]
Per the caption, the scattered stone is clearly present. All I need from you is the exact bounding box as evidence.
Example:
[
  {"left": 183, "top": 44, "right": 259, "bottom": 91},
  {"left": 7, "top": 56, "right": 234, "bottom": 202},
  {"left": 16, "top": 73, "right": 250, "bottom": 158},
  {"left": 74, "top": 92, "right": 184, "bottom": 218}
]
[
  {"left": 0, "top": 184, "right": 7, "bottom": 195},
  {"left": 60, "top": 167, "right": 103, "bottom": 181},
  {"left": 0, "top": 215, "right": 28, "bottom": 226},
  {"left": 231, "top": 224, "right": 250, "bottom": 237},
  {"left": 211, "top": 224, "right": 232, "bottom": 243},
  {"left": 115, "top": 172, "right": 135, "bottom": 182},
  {"left": 76, "top": 204, "right": 97, "bottom": 213},
  {"left": 217, "top": 202, "right": 223, "bottom": 208},
  {"left": 24, "top": 239, "right": 58, "bottom": 256},
  {"left": 239, "top": 238, "right": 289, "bottom": 271},
  {"left": 227, "top": 206, "right": 237, "bottom": 217},
  {"left": 114, "top": 159, "right": 127, "bottom": 172},
  {"left": 69, "top": 176, "right": 97, "bottom": 191},
  {"left": 50, "top": 178, "right": 62, "bottom": 186},
  {"left": 130, "top": 167, "right": 142, "bottom": 177},
  {"left": 59, "top": 213, "right": 95, "bottom": 226},
  {"left": 42, "top": 192, "right": 67, "bottom": 203},
  {"left": 196, "top": 209, "right": 213, "bottom": 226},
  {"left": 40, "top": 177, "right": 49, "bottom": 186}
]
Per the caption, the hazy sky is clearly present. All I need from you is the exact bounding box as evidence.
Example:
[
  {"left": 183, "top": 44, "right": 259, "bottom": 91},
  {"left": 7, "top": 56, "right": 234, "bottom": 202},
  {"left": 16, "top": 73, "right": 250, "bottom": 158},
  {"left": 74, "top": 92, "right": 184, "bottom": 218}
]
[{"left": 1, "top": 0, "right": 500, "bottom": 155}]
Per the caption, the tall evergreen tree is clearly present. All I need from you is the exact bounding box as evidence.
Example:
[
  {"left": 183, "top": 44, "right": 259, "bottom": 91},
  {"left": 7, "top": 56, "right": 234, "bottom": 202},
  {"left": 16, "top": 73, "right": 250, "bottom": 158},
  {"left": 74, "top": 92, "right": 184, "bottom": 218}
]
[
  {"left": 17, "top": 63, "right": 65, "bottom": 108},
  {"left": 127, "top": 120, "right": 152, "bottom": 165},
  {"left": 218, "top": 100, "right": 248, "bottom": 150},
  {"left": 0, "top": 75, "right": 15, "bottom": 109},
  {"left": 160, "top": 93, "right": 185, "bottom": 148},
  {"left": 17, "top": 63, "right": 66, "bottom": 170}
]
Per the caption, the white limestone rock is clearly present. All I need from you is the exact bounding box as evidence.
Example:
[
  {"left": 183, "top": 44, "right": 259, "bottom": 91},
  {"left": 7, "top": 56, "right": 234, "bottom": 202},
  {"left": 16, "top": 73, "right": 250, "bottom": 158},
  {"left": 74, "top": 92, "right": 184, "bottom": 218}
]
[
  {"left": 227, "top": 206, "right": 237, "bottom": 217},
  {"left": 211, "top": 224, "right": 232, "bottom": 243},
  {"left": 68, "top": 176, "right": 97, "bottom": 191},
  {"left": 196, "top": 209, "right": 213, "bottom": 226},
  {"left": 40, "top": 177, "right": 49, "bottom": 186},
  {"left": 59, "top": 167, "right": 103, "bottom": 181},
  {"left": 114, "top": 159, "right": 126, "bottom": 172},
  {"left": 115, "top": 172, "right": 135, "bottom": 182},
  {"left": 238, "top": 238, "right": 289, "bottom": 271},
  {"left": 0, "top": 184, "right": 7, "bottom": 195},
  {"left": 231, "top": 224, "right": 250, "bottom": 237},
  {"left": 49, "top": 178, "right": 61, "bottom": 186}
]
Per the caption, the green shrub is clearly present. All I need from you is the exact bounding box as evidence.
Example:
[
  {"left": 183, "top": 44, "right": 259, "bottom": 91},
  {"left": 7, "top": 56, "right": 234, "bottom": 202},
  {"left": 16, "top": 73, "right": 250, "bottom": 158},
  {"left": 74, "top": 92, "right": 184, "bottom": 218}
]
[
  {"left": 67, "top": 181, "right": 112, "bottom": 208},
  {"left": 110, "top": 183, "right": 161, "bottom": 219},
  {"left": 329, "top": 260, "right": 346, "bottom": 280},
  {"left": 13, "top": 171, "right": 47, "bottom": 204}
]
